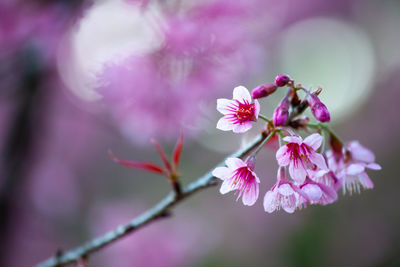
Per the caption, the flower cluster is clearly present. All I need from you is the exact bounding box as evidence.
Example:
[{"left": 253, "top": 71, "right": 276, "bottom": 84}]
[{"left": 213, "top": 74, "right": 381, "bottom": 213}]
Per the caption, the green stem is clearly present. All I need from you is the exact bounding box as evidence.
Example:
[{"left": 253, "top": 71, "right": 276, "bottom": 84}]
[
  {"left": 320, "top": 128, "right": 326, "bottom": 152},
  {"left": 254, "top": 131, "right": 276, "bottom": 155},
  {"left": 278, "top": 133, "right": 284, "bottom": 147},
  {"left": 258, "top": 114, "right": 271, "bottom": 123}
]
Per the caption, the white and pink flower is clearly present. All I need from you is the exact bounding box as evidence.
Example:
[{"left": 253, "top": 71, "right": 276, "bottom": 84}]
[
  {"left": 212, "top": 157, "right": 260, "bottom": 206},
  {"left": 308, "top": 168, "right": 342, "bottom": 191},
  {"left": 332, "top": 141, "right": 381, "bottom": 194},
  {"left": 263, "top": 167, "right": 306, "bottom": 213},
  {"left": 297, "top": 177, "right": 338, "bottom": 208},
  {"left": 216, "top": 86, "right": 260, "bottom": 133},
  {"left": 276, "top": 133, "right": 328, "bottom": 184}
]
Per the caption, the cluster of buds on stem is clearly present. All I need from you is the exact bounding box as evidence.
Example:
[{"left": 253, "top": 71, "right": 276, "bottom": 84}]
[{"left": 214, "top": 74, "right": 381, "bottom": 213}]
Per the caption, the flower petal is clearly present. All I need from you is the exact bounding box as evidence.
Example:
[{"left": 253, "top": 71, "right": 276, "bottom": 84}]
[
  {"left": 367, "top": 163, "right": 381, "bottom": 170},
  {"left": 217, "top": 99, "right": 236, "bottom": 115},
  {"left": 308, "top": 151, "right": 328, "bottom": 170},
  {"left": 225, "top": 157, "right": 246, "bottom": 170},
  {"left": 283, "top": 135, "right": 303, "bottom": 144},
  {"left": 318, "top": 183, "right": 338, "bottom": 204},
  {"left": 281, "top": 194, "right": 297, "bottom": 213},
  {"left": 278, "top": 183, "right": 295, "bottom": 196},
  {"left": 242, "top": 182, "right": 259, "bottom": 206},
  {"left": 251, "top": 171, "right": 260, "bottom": 183},
  {"left": 216, "top": 116, "right": 234, "bottom": 131},
  {"left": 232, "top": 121, "right": 252, "bottom": 133},
  {"left": 212, "top": 167, "right": 231, "bottom": 180},
  {"left": 253, "top": 100, "right": 260, "bottom": 119},
  {"left": 263, "top": 190, "right": 277, "bottom": 213},
  {"left": 301, "top": 184, "right": 322, "bottom": 203},
  {"left": 347, "top": 141, "right": 375, "bottom": 163},
  {"left": 233, "top": 86, "right": 251, "bottom": 102},
  {"left": 276, "top": 145, "right": 290, "bottom": 166},
  {"left": 303, "top": 133, "right": 323, "bottom": 150},
  {"left": 220, "top": 180, "right": 235, "bottom": 194},
  {"left": 346, "top": 163, "right": 365, "bottom": 175},
  {"left": 359, "top": 172, "right": 374, "bottom": 189},
  {"left": 289, "top": 160, "right": 307, "bottom": 184}
]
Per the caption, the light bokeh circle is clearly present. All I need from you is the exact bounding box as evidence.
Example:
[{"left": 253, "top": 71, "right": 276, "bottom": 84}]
[{"left": 277, "top": 17, "right": 375, "bottom": 122}]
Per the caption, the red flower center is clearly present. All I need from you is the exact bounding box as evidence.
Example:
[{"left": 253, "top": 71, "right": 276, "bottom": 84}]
[{"left": 235, "top": 101, "right": 255, "bottom": 122}]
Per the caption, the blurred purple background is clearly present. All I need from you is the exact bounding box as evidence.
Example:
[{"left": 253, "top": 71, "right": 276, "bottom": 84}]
[{"left": 1, "top": 0, "right": 399, "bottom": 266}]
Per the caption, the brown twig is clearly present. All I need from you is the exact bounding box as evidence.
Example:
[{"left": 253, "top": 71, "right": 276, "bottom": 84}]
[{"left": 36, "top": 134, "right": 264, "bottom": 267}]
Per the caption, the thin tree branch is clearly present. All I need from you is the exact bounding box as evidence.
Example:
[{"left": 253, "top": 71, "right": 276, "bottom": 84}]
[{"left": 36, "top": 134, "right": 264, "bottom": 267}]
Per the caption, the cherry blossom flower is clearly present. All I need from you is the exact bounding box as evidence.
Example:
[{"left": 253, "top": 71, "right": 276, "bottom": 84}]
[
  {"left": 297, "top": 177, "right": 338, "bottom": 208},
  {"left": 276, "top": 133, "right": 328, "bottom": 184},
  {"left": 212, "top": 157, "right": 260, "bottom": 206},
  {"left": 308, "top": 168, "right": 342, "bottom": 191},
  {"left": 263, "top": 167, "right": 306, "bottom": 213},
  {"left": 332, "top": 141, "right": 381, "bottom": 194},
  {"left": 216, "top": 86, "right": 260, "bottom": 133}
]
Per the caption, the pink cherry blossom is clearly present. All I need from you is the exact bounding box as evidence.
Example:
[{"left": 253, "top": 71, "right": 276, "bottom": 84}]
[
  {"left": 216, "top": 86, "right": 260, "bottom": 133},
  {"left": 297, "top": 177, "right": 338, "bottom": 208},
  {"left": 276, "top": 133, "right": 328, "bottom": 184},
  {"left": 212, "top": 157, "right": 260, "bottom": 206},
  {"left": 263, "top": 168, "right": 305, "bottom": 213},
  {"left": 308, "top": 168, "right": 342, "bottom": 191},
  {"left": 337, "top": 141, "right": 381, "bottom": 194}
]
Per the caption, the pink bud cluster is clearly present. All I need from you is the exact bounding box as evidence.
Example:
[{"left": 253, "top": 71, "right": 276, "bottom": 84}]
[{"left": 213, "top": 75, "right": 381, "bottom": 213}]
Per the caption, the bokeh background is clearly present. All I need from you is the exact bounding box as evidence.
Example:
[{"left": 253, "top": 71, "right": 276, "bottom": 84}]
[{"left": 1, "top": 0, "right": 399, "bottom": 266}]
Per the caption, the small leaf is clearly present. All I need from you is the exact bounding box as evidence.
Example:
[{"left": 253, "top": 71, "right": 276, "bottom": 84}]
[
  {"left": 108, "top": 150, "right": 165, "bottom": 174},
  {"left": 172, "top": 132, "right": 184, "bottom": 170},
  {"left": 151, "top": 139, "right": 172, "bottom": 173}
]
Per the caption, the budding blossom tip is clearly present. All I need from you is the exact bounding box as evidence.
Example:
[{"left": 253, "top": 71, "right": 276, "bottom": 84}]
[
  {"left": 307, "top": 93, "right": 331, "bottom": 122},
  {"left": 275, "top": 74, "right": 291, "bottom": 87},
  {"left": 272, "top": 96, "right": 290, "bottom": 126},
  {"left": 251, "top": 83, "right": 277, "bottom": 99}
]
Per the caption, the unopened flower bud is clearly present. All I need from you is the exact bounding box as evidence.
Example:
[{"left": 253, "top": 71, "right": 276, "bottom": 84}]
[
  {"left": 273, "top": 96, "right": 290, "bottom": 126},
  {"left": 307, "top": 94, "right": 330, "bottom": 122},
  {"left": 251, "top": 83, "right": 277, "bottom": 99},
  {"left": 275, "top": 74, "right": 291, "bottom": 87}
]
